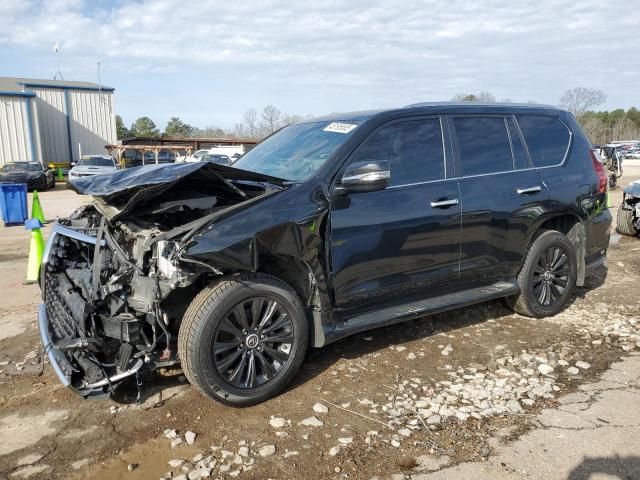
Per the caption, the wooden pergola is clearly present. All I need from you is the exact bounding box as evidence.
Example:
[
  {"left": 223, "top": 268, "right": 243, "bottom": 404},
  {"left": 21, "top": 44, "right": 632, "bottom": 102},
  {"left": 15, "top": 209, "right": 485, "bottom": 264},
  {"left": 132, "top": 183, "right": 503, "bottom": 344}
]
[{"left": 105, "top": 144, "right": 193, "bottom": 167}]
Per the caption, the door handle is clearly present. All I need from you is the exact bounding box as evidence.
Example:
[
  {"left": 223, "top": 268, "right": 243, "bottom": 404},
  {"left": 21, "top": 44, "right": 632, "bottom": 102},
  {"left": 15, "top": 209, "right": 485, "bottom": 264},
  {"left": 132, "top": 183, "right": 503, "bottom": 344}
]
[
  {"left": 430, "top": 198, "right": 459, "bottom": 208},
  {"left": 516, "top": 186, "right": 542, "bottom": 195}
]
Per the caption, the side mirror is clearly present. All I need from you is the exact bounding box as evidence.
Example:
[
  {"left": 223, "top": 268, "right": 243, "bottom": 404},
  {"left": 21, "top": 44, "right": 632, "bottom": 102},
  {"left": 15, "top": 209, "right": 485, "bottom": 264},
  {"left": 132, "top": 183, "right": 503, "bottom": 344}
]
[
  {"left": 340, "top": 160, "right": 390, "bottom": 193},
  {"left": 70, "top": 162, "right": 77, "bottom": 167}
]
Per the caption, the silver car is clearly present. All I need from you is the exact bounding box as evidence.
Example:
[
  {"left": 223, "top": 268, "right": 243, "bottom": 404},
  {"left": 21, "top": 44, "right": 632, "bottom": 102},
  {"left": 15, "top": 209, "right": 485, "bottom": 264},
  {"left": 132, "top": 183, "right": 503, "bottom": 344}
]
[{"left": 67, "top": 155, "right": 118, "bottom": 183}]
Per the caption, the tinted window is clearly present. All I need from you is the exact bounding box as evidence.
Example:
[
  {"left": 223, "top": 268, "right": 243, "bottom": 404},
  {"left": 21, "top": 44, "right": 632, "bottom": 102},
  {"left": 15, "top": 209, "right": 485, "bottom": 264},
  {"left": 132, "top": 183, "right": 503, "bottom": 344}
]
[
  {"left": 506, "top": 118, "right": 529, "bottom": 170},
  {"left": 516, "top": 115, "right": 570, "bottom": 167},
  {"left": 350, "top": 118, "right": 444, "bottom": 186},
  {"left": 453, "top": 117, "right": 513, "bottom": 176}
]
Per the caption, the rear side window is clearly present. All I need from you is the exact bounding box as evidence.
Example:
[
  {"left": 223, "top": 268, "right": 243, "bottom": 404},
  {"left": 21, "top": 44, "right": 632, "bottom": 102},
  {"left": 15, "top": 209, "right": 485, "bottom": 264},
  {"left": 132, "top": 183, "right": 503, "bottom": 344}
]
[
  {"left": 516, "top": 115, "right": 570, "bottom": 167},
  {"left": 453, "top": 117, "right": 513, "bottom": 176},
  {"left": 350, "top": 118, "right": 444, "bottom": 186}
]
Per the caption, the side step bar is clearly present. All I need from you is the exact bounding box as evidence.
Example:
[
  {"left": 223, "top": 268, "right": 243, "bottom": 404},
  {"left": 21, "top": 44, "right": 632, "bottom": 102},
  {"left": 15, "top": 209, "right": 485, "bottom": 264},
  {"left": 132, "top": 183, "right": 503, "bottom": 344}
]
[{"left": 330, "top": 281, "right": 519, "bottom": 342}]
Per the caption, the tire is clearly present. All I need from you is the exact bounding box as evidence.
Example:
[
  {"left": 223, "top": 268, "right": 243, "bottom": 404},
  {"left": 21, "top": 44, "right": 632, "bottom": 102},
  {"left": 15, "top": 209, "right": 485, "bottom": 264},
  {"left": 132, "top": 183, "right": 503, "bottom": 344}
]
[
  {"left": 609, "top": 174, "right": 617, "bottom": 189},
  {"left": 617, "top": 205, "right": 638, "bottom": 236},
  {"left": 178, "top": 273, "right": 308, "bottom": 406},
  {"left": 508, "top": 230, "right": 577, "bottom": 318}
]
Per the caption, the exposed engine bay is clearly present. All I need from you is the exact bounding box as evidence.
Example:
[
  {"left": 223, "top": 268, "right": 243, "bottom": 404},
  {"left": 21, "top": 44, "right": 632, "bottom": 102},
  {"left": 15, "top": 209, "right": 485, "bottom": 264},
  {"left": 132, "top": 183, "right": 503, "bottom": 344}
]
[{"left": 39, "top": 162, "right": 285, "bottom": 397}]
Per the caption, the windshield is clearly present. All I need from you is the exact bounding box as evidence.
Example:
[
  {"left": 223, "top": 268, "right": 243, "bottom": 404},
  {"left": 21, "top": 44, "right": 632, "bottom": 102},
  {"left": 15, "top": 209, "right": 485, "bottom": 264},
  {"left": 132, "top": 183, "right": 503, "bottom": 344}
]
[
  {"left": 78, "top": 157, "right": 114, "bottom": 167},
  {"left": 2, "top": 163, "right": 41, "bottom": 172},
  {"left": 233, "top": 121, "right": 360, "bottom": 181}
]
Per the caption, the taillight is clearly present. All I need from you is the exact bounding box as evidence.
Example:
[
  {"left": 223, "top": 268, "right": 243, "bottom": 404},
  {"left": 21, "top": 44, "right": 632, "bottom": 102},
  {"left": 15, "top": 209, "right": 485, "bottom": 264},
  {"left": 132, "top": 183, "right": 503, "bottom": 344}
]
[{"left": 590, "top": 149, "right": 607, "bottom": 194}]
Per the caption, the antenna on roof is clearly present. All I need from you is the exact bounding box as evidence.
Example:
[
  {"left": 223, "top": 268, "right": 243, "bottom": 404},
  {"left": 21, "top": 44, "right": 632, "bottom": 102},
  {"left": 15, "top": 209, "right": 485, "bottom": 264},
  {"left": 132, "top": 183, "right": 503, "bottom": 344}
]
[{"left": 53, "top": 42, "right": 64, "bottom": 80}]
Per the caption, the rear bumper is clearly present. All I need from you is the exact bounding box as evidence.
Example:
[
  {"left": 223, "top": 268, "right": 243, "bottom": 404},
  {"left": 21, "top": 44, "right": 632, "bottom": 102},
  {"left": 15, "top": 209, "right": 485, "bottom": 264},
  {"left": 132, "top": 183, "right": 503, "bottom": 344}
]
[
  {"left": 585, "top": 251, "right": 607, "bottom": 273},
  {"left": 586, "top": 209, "right": 612, "bottom": 257}
]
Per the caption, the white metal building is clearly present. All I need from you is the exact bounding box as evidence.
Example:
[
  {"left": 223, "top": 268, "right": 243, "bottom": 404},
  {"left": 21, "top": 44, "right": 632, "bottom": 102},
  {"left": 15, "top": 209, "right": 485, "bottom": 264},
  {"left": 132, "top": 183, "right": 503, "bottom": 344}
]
[{"left": 0, "top": 77, "right": 116, "bottom": 166}]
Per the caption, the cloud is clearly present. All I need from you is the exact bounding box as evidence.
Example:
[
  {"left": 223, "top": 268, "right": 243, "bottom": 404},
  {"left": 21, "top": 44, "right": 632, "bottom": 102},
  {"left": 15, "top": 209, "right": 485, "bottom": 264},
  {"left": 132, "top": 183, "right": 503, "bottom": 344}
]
[{"left": 1, "top": 0, "right": 638, "bottom": 126}]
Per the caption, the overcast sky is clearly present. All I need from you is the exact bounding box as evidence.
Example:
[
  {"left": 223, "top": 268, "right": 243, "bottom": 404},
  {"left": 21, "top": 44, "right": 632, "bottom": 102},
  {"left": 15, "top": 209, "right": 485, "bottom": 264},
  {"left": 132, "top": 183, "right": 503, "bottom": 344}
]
[{"left": 1, "top": 0, "right": 639, "bottom": 130}]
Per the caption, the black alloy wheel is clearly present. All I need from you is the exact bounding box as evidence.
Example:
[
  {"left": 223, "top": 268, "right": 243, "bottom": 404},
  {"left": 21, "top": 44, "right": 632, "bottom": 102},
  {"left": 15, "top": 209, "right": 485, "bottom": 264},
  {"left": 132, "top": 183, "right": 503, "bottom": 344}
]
[
  {"left": 213, "top": 296, "right": 294, "bottom": 389},
  {"left": 178, "top": 273, "right": 308, "bottom": 406},
  {"left": 507, "top": 230, "right": 577, "bottom": 317},
  {"left": 532, "top": 245, "right": 570, "bottom": 307}
]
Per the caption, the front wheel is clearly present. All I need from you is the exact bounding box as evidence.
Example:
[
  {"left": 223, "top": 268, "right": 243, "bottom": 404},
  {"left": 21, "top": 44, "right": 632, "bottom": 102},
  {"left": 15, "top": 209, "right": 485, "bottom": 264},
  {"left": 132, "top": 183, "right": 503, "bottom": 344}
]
[
  {"left": 508, "top": 230, "right": 577, "bottom": 317},
  {"left": 178, "top": 273, "right": 308, "bottom": 406},
  {"left": 609, "top": 174, "right": 617, "bottom": 189}
]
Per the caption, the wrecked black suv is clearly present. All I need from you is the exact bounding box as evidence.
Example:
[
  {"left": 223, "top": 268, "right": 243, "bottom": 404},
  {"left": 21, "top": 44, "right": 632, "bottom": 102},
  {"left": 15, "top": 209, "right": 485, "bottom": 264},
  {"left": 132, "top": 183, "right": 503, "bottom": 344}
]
[{"left": 38, "top": 103, "right": 611, "bottom": 405}]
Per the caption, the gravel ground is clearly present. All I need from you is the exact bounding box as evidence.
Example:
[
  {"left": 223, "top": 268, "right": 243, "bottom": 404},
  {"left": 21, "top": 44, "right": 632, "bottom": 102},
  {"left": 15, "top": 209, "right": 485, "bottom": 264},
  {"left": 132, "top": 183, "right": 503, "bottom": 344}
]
[{"left": 0, "top": 169, "right": 639, "bottom": 480}]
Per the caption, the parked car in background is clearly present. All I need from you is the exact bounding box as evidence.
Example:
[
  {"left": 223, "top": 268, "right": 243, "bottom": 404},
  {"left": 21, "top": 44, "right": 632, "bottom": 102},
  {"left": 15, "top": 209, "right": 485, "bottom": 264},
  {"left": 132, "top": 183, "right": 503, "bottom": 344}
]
[
  {"left": 38, "top": 103, "right": 611, "bottom": 405},
  {"left": 67, "top": 155, "right": 118, "bottom": 184},
  {"left": 200, "top": 154, "right": 232, "bottom": 165},
  {"left": 599, "top": 144, "right": 624, "bottom": 188},
  {"left": 186, "top": 146, "right": 245, "bottom": 163},
  {"left": 0, "top": 162, "right": 55, "bottom": 190},
  {"left": 186, "top": 149, "right": 211, "bottom": 162},
  {"left": 143, "top": 151, "right": 176, "bottom": 164}
]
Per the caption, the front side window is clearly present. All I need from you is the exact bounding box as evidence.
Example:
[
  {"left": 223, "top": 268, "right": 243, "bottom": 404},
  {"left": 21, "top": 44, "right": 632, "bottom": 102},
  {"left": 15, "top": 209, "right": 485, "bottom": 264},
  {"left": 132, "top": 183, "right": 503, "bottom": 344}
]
[
  {"left": 516, "top": 115, "right": 570, "bottom": 167},
  {"left": 348, "top": 118, "right": 444, "bottom": 186},
  {"left": 453, "top": 116, "right": 513, "bottom": 176}
]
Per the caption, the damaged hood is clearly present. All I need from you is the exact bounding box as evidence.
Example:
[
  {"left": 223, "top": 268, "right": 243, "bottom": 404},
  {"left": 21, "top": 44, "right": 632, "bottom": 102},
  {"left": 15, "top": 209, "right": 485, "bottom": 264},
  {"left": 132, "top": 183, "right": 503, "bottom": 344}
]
[{"left": 69, "top": 162, "right": 287, "bottom": 220}]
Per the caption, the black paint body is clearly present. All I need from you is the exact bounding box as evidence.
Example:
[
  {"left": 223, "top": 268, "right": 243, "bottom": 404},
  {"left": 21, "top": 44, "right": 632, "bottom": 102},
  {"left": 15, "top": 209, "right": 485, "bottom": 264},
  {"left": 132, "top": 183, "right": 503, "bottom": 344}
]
[{"left": 183, "top": 103, "right": 611, "bottom": 347}]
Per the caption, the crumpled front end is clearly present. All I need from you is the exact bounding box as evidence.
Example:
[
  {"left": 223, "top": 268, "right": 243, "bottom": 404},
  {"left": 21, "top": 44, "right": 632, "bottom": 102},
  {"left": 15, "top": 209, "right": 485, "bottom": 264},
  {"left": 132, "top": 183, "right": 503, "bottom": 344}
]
[
  {"left": 39, "top": 218, "right": 178, "bottom": 397},
  {"left": 38, "top": 163, "right": 285, "bottom": 397}
]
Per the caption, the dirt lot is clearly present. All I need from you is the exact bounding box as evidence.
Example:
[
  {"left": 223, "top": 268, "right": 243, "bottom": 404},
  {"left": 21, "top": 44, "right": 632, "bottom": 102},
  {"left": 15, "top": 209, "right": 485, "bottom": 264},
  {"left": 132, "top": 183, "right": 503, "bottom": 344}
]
[{"left": 0, "top": 168, "right": 639, "bottom": 480}]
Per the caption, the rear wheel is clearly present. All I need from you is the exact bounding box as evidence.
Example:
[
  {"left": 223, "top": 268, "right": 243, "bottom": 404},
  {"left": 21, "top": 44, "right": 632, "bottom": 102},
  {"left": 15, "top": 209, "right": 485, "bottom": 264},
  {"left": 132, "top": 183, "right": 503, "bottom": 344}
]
[
  {"left": 609, "top": 174, "right": 617, "bottom": 189},
  {"left": 178, "top": 273, "right": 308, "bottom": 406},
  {"left": 617, "top": 205, "right": 638, "bottom": 236},
  {"left": 508, "top": 230, "right": 577, "bottom": 317}
]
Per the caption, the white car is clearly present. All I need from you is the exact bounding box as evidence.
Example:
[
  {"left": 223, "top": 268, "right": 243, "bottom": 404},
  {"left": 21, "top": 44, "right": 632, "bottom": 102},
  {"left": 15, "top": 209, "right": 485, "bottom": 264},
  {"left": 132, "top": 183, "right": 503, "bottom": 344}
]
[
  {"left": 184, "top": 149, "right": 211, "bottom": 163},
  {"left": 68, "top": 155, "right": 118, "bottom": 183},
  {"left": 185, "top": 146, "right": 245, "bottom": 163}
]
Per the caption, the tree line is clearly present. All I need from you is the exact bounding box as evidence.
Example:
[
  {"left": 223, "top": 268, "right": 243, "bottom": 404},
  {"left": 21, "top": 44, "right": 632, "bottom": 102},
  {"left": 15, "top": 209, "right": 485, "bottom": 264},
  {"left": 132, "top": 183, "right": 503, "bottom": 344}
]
[
  {"left": 115, "top": 104, "right": 305, "bottom": 141},
  {"left": 117, "top": 88, "right": 639, "bottom": 145},
  {"left": 452, "top": 88, "right": 639, "bottom": 145}
]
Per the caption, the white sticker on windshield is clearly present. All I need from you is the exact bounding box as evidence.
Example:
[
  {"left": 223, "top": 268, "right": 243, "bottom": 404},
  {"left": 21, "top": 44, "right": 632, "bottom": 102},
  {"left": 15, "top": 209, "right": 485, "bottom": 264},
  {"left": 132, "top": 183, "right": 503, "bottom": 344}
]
[{"left": 323, "top": 122, "right": 358, "bottom": 134}]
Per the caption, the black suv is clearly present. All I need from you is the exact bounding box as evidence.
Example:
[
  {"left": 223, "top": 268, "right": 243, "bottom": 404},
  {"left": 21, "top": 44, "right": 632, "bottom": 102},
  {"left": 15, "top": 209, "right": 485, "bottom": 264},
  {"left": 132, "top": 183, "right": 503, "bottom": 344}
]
[{"left": 39, "top": 102, "right": 611, "bottom": 405}]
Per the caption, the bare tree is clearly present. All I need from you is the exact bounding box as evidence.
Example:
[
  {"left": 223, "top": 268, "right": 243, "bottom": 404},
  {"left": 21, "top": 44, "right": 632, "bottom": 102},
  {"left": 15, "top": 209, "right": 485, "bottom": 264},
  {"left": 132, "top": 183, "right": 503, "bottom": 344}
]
[
  {"left": 233, "top": 106, "right": 306, "bottom": 140},
  {"left": 260, "top": 105, "right": 282, "bottom": 136},
  {"left": 559, "top": 87, "right": 606, "bottom": 118},
  {"left": 243, "top": 109, "right": 258, "bottom": 138},
  {"left": 581, "top": 117, "right": 608, "bottom": 145},
  {"left": 611, "top": 116, "right": 639, "bottom": 141}
]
